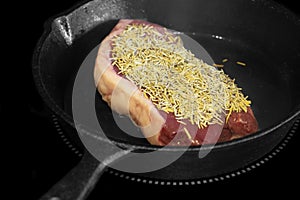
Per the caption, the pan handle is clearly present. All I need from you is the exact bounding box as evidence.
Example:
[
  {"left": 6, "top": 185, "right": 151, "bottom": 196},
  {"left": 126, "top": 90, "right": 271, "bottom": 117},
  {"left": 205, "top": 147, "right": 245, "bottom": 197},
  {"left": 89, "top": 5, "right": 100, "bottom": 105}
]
[{"left": 39, "top": 149, "right": 132, "bottom": 200}]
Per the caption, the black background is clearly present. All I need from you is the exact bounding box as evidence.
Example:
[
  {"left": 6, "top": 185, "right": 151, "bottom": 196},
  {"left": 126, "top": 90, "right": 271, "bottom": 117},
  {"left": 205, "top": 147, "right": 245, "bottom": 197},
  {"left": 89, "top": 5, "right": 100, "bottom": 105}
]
[{"left": 23, "top": 0, "right": 300, "bottom": 199}]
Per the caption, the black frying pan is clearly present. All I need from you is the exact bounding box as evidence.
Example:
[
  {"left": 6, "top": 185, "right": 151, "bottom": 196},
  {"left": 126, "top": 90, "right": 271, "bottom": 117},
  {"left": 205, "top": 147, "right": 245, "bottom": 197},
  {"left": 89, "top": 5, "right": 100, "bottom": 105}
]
[{"left": 32, "top": 0, "right": 300, "bottom": 199}]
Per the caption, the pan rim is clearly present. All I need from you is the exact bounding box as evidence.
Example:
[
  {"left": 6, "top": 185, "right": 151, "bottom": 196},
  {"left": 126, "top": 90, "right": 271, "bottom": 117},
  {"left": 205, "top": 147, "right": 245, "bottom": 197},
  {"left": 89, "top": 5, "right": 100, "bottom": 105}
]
[{"left": 32, "top": 0, "right": 300, "bottom": 152}]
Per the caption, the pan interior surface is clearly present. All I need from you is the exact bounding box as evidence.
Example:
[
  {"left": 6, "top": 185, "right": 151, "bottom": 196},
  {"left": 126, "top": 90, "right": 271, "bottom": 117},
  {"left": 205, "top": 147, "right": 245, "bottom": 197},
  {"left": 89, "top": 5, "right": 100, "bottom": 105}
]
[{"left": 35, "top": 0, "right": 300, "bottom": 148}]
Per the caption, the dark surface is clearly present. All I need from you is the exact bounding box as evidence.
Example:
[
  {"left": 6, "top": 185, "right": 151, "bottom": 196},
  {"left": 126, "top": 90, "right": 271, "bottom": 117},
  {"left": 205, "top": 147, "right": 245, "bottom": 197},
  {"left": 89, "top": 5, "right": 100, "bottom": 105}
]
[{"left": 24, "top": 0, "right": 300, "bottom": 199}]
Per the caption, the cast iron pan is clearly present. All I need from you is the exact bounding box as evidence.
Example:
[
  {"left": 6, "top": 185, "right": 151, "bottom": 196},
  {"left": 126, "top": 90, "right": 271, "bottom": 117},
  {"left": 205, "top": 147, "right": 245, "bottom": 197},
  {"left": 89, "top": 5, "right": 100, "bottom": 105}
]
[{"left": 32, "top": 0, "right": 300, "bottom": 199}]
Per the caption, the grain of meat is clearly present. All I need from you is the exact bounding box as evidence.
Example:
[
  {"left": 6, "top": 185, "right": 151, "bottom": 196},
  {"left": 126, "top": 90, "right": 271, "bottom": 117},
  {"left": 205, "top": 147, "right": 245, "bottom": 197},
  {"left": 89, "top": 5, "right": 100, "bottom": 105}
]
[{"left": 94, "top": 19, "right": 258, "bottom": 146}]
